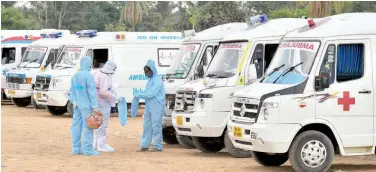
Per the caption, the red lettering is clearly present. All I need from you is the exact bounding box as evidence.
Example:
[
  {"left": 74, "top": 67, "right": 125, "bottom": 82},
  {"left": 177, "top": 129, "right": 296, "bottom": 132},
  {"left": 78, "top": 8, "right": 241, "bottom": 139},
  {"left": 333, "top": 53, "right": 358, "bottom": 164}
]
[
  {"left": 308, "top": 44, "right": 314, "bottom": 50},
  {"left": 280, "top": 42, "right": 315, "bottom": 51}
]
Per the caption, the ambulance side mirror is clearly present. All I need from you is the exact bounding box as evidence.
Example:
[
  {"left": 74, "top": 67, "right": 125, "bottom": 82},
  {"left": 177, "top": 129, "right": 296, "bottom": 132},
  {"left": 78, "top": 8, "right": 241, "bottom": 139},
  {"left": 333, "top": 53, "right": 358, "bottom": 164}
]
[
  {"left": 315, "top": 72, "right": 330, "bottom": 91},
  {"left": 248, "top": 64, "right": 257, "bottom": 80}
]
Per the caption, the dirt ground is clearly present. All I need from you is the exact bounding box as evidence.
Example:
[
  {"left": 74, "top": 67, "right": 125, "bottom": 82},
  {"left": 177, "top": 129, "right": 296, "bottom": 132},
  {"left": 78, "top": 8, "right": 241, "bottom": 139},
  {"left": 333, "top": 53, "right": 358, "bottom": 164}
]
[{"left": 1, "top": 104, "right": 376, "bottom": 172}]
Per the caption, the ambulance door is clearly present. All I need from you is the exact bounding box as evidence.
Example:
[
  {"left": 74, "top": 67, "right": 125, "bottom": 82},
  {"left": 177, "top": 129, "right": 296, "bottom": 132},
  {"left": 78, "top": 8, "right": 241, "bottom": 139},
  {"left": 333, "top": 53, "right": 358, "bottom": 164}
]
[
  {"left": 194, "top": 43, "right": 216, "bottom": 79},
  {"left": 86, "top": 46, "right": 111, "bottom": 69},
  {"left": 315, "top": 39, "right": 374, "bottom": 150}
]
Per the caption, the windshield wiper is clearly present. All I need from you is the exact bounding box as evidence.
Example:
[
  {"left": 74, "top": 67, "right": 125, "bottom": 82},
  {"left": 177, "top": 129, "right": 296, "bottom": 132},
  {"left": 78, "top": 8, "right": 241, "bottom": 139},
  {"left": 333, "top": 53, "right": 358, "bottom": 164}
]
[
  {"left": 206, "top": 73, "right": 228, "bottom": 78},
  {"left": 273, "top": 62, "right": 303, "bottom": 84},
  {"left": 266, "top": 64, "right": 285, "bottom": 77},
  {"left": 165, "top": 72, "right": 185, "bottom": 79},
  {"left": 21, "top": 59, "right": 39, "bottom": 68}
]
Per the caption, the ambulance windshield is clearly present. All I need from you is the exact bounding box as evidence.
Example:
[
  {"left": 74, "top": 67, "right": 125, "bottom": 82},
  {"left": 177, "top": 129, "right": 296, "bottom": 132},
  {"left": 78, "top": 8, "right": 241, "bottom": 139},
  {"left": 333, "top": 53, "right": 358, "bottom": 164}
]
[
  {"left": 262, "top": 41, "right": 320, "bottom": 84},
  {"left": 205, "top": 42, "right": 247, "bottom": 78},
  {"left": 55, "top": 47, "right": 83, "bottom": 68},
  {"left": 18, "top": 47, "right": 47, "bottom": 68},
  {"left": 167, "top": 44, "right": 200, "bottom": 78}
]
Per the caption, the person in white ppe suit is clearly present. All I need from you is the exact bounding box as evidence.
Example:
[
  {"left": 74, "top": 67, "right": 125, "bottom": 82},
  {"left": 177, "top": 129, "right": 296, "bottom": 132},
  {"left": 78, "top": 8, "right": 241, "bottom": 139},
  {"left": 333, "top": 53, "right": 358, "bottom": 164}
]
[{"left": 93, "top": 60, "right": 118, "bottom": 152}]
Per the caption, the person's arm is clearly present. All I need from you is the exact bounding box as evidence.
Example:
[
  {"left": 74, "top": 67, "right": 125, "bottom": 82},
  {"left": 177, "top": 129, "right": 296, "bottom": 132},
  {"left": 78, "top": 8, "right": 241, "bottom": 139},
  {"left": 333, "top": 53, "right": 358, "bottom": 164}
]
[
  {"left": 68, "top": 79, "right": 76, "bottom": 105},
  {"left": 138, "top": 79, "right": 161, "bottom": 100},
  {"left": 86, "top": 74, "right": 98, "bottom": 109},
  {"left": 98, "top": 74, "right": 117, "bottom": 102}
]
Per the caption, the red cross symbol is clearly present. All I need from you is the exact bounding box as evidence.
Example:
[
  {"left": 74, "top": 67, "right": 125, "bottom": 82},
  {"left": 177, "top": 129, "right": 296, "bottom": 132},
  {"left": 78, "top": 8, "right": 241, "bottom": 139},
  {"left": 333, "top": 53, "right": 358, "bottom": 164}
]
[{"left": 337, "top": 91, "right": 355, "bottom": 111}]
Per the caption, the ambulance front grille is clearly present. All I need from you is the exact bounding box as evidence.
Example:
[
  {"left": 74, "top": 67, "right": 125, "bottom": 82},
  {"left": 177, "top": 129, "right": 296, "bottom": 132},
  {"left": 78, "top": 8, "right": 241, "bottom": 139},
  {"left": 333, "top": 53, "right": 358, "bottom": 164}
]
[
  {"left": 175, "top": 91, "right": 196, "bottom": 112},
  {"left": 231, "top": 98, "right": 260, "bottom": 123},
  {"left": 6, "top": 77, "right": 24, "bottom": 84},
  {"left": 34, "top": 76, "right": 51, "bottom": 90}
]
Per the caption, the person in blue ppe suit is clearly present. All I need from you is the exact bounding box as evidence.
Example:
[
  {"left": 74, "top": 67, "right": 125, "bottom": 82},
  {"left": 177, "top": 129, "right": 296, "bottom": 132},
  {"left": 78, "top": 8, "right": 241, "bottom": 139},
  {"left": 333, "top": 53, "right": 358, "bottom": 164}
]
[
  {"left": 93, "top": 60, "right": 117, "bottom": 153},
  {"left": 69, "top": 56, "right": 100, "bottom": 156},
  {"left": 135, "top": 59, "right": 165, "bottom": 152}
]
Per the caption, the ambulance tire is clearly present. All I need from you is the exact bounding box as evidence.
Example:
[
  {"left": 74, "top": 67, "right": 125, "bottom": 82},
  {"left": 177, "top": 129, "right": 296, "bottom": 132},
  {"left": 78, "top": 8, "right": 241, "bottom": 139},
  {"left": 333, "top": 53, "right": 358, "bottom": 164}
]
[
  {"left": 31, "top": 96, "right": 44, "bottom": 109},
  {"left": 12, "top": 97, "right": 31, "bottom": 107},
  {"left": 176, "top": 134, "right": 195, "bottom": 149},
  {"left": 289, "top": 130, "right": 334, "bottom": 172},
  {"left": 67, "top": 101, "right": 74, "bottom": 117},
  {"left": 251, "top": 151, "right": 288, "bottom": 166},
  {"left": 47, "top": 106, "right": 67, "bottom": 116},
  {"left": 224, "top": 132, "right": 252, "bottom": 158},
  {"left": 192, "top": 136, "right": 224, "bottom": 153},
  {"left": 162, "top": 127, "right": 178, "bottom": 144}
]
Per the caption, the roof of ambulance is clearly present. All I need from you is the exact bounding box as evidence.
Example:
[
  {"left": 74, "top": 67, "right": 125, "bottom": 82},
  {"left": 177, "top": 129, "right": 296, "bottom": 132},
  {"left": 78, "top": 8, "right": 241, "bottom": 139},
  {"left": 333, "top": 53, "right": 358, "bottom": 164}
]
[
  {"left": 184, "top": 23, "right": 247, "bottom": 42},
  {"left": 222, "top": 18, "right": 308, "bottom": 42},
  {"left": 30, "top": 33, "right": 76, "bottom": 46},
  {"left": 67, "top": 32, "right": 182, "bottom": 46},
  {"left": 286, "top": 13, "right": 376, "bottom": 39}
]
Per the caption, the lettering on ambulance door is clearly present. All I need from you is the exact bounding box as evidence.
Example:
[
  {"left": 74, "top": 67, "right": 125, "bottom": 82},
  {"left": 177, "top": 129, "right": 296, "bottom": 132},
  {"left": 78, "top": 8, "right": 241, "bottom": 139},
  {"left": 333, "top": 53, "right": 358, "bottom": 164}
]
[{"left": 315, "top": 40, "right": 373, "bottom": 149}]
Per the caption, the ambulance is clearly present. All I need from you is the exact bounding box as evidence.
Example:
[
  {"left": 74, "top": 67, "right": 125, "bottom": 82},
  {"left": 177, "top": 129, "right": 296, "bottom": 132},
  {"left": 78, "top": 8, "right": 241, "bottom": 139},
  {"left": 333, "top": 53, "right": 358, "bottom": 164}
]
[
  {"left": 172, "top": 15, "right": 308, "bottom": 157},
  {"left": 227, "top": 13, "right": 376, "bottom": 171},
  {"left": 4, "top": 30, "right": 72, "bottom": 107},
  {"left": 43, "top": 30, "right": 181, "bottom": 116},
  {"left": 163, "top": 23, "right": 248, "bottom": 147},
  {"left": 1, "top": 30, "right": 42, "bottom": 100}
]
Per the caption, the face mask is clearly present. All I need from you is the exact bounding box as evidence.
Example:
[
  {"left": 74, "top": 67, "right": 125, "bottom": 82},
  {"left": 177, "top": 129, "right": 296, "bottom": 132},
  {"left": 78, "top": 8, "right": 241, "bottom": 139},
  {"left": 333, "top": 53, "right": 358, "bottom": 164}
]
[{"left": 145, "top": 73, "right": 153, "bottom": 78}]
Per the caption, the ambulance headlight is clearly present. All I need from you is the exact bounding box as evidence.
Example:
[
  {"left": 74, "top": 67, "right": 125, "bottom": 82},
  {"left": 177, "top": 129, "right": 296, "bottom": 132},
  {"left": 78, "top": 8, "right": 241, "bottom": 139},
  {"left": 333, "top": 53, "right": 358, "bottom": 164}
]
[
  {"left": 263, "top": 108, "right": 269, "bottom": 120},
  {"left": 261, "top": 102, "right": 279, "bottom": 108}
]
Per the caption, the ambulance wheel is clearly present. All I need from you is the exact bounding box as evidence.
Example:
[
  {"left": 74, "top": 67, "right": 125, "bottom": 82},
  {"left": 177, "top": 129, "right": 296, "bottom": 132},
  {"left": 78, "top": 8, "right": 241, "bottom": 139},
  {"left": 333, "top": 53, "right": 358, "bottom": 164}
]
[
  {"left": 12, "top": 97, "right": 31, "bottom": 107},
  {"left": 251, "top": 151, "right": 288, "bottom": 166},
  {"left": 67, "top": 101, "right": 74, "bottom": 117},
  {"left": 289, "top": 130, "right": 334, "bottom": 172},
  {"left": 224, "top": 132, "right": 252, "bottom": 158},
  {"left": 163, "top": 127, "right": 178, "bottom": 144},
  {"left": 47, "top": 106, "right": 67, "bottom": 116},
  {"left": 31, "top": 96, "right": 44, "bottom": 109},
  {"left": 176, "top": 134, "right": 195, "bottom": 149},
  {"left": 192, "top": 136, "right": 224, "bottom": 153}
]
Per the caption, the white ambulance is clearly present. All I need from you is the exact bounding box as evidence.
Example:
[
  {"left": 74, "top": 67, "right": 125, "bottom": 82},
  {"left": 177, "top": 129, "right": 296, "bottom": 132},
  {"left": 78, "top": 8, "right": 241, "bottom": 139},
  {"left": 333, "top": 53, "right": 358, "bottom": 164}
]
[
  {"left": 227, "top": 13, "right": 376, "bottom": 171},
  {"left": 172, "top": 15, "right": 309, "bottom": 157},
  {"left": 43, "top": 30, "right": 181, "bottom": 116},
  {"left": 162, "top": 23, "right": 248, "bottom": 147},
  {"left": 1, "top": 30, "right": 42, "bottom": 100},
  {"left": 4, "top": 30, "right": 72, "bottom": 107}
]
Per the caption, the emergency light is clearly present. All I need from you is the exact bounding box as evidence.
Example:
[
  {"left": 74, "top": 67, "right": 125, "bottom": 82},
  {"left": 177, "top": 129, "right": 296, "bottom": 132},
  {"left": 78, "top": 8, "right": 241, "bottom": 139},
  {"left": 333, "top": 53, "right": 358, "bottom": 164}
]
[
  {"left": 249, "top": 14, "right": 268, "bottom": 26},
  {"left": 182, "top": 30, "right": 195, "bottom": 38},
  {"left": 115, "top": 33, "right": 126, "bottom": 40},
  {"left": 76, "top": 30, "right": 97, "bottom": 38},
  {"left": 24, "top": 35, "right": 34, "bottom": 39},
  {"left": 308, "top": 19, "right": 315, "bottom": 27},
  {"left": 40, "top": 32, "right": 62, "bottom": 38}
]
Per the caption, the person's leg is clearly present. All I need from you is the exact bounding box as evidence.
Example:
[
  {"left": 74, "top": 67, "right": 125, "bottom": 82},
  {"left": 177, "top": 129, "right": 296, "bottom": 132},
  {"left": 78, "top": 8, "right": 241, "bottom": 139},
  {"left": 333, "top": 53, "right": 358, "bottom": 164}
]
[
  {"left": 71, "top": 107, "right": 83, "bottom": 155},
  {"left": 81, "top": 107, "right": 100, "bottom": 156},
  {"left": 139, "top": 106, "right": 152, "bottom": 151},
  {"left": 150, "top": 103, "right": 164, "bottom": 151},
  {"left": 96, "top": 102, "right": 114, "bottom": 152}
]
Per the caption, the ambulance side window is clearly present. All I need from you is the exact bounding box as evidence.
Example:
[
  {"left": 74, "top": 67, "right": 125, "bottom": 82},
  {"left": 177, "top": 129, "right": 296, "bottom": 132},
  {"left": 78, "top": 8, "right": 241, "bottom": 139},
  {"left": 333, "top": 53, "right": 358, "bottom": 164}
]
[
  {"left": 157, "top": 48, "right": 179, "bottom": 67},
  {"left": 92, "top": 49, "right": 108, "bottom": 68},
  {"left": 251, "top": 44, "right": 264, "bottom": 79},
  {"left": 1, "top": 47, "right": 16, "bottom": 64},
  {"left": 319, "top": 44, "right": 336, "bottom": 85},
  {"left": 45, "top": 49, "right": 59, "bottom": 68},
  {"left": 336, "top": 44, "right": 364, "bottom": 82}
]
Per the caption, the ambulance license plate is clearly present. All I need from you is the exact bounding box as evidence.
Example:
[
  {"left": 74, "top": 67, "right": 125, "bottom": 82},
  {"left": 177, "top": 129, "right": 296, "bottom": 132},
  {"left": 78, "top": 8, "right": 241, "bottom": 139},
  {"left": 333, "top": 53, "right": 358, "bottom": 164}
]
[
  {"left": 176, "top": 116, "right": 183, "bottom": 126},
  {"left": 8, "top": 90, "right": 15, "bottom": 95},
  {"left": 37, "top": 92, "right": 42, "bottom": 98},
  {"left": 233, "top": 126, "right": 243, "bottom": 137}
]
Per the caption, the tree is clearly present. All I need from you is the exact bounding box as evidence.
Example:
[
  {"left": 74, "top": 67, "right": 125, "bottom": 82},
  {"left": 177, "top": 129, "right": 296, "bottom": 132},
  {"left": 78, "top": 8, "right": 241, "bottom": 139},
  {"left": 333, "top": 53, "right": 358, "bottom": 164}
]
[
  {"left": 121, "top": 1, "right": 148, "bottom": 31},
  {"left": 309, "top": 1, "right": 345, "bottom": 17},
  {"left": 269, "top": 7, "right": 309, "bottom": 19},
  {"left": 1, "top": 5, "right": 36, "bottom": 29}
]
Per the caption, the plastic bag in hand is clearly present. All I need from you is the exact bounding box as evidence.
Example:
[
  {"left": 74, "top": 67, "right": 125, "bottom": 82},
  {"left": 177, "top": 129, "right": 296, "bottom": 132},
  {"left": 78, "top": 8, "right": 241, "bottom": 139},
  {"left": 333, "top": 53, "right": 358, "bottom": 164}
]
[
  {"left": 117, "top": 97, "right": 127, "bottom": 126},
  {"left": 131, "top": 96, "right": 140, "bottom": 118}
]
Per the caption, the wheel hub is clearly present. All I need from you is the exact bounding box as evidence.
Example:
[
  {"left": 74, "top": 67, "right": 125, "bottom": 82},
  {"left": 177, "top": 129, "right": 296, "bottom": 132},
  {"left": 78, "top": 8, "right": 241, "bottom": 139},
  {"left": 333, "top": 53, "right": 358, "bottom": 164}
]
[{"left": 301, "top": 140, "right": 327, "bottom": 168}]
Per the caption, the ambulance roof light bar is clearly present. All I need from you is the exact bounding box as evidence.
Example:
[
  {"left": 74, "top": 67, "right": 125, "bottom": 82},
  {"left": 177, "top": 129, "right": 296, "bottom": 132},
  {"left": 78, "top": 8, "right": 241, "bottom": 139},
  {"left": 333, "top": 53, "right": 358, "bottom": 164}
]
[
  {"left": 182, "top": 29, "right": 195, "bottom": 38},
  {"left": 76, "top": 30, "right": 97, "bottom": 38}
]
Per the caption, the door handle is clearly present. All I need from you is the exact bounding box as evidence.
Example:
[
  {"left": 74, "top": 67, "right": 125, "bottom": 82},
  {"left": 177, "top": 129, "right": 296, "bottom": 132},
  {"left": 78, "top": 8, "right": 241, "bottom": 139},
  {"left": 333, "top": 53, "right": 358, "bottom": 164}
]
[{"left": 359, "top": 90, "right": 371, "bottom": 94}]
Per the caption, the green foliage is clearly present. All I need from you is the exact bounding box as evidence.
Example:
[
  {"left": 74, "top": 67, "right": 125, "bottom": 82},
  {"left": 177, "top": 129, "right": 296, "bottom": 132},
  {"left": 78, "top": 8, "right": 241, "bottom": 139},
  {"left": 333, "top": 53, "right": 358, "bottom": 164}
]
[
  {"left": 1, "top": 1, "right": 376, "bottom": 32},
  {"left": 269, "top": 7, "right": 309, "bottom": 19},
  {"left": 1, "top": 5, "right": 36, "bottom": 29}
]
